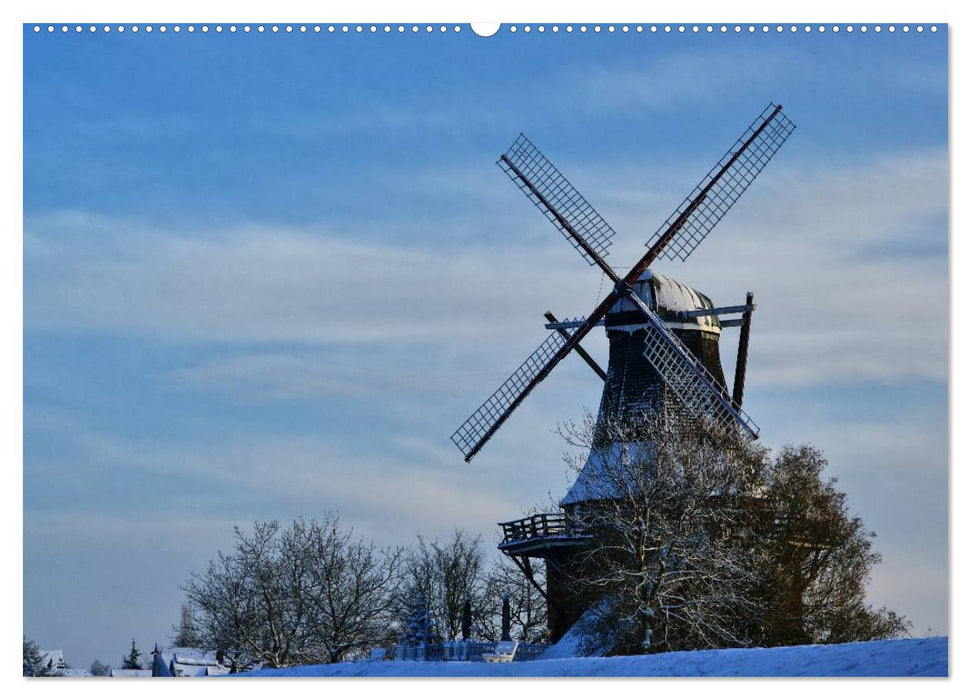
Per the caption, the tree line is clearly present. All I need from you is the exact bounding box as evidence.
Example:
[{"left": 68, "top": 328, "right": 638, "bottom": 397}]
[
  {"left": 169, "top": 409, "right": 908, "bottom": 667},
  {"left": 176, "top": 516, "right": 546, "bottom": 669}
]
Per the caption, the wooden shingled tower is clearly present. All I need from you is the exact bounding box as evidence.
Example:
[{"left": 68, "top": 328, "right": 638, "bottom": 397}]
[{"left": 451, "top": 104, "right": 796, "bottom": 642}]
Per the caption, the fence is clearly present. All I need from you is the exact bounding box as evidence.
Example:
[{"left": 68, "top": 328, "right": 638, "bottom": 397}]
[{"left": 390, "top": 641, "right": 548, "bottom": 663}]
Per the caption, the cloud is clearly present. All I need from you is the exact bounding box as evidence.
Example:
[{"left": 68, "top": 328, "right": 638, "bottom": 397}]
[{"left": 24, "top": 216, "right": 589, "bottom": 345}]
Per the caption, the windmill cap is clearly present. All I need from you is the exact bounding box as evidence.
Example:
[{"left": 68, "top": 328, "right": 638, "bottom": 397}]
[{"left": 607, "top": 271, "right": 721, "bottom": 333}]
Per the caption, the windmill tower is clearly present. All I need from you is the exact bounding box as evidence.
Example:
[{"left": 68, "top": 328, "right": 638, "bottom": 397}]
[{"left": 451, "top": 104, "right": 796, "bottom": 642}]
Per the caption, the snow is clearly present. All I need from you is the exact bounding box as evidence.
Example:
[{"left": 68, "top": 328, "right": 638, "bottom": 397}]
[
  {"left": 561, "top": 441, "right": 653, "bottom": 506},
  {"left": 609, "top": 271, "right": 720, "bottom": 333},
  {"left": 240, "top": 636, "right": 946, "bottom": 677}
]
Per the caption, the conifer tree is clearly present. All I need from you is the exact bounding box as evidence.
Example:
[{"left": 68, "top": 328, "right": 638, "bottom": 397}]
[
  {"left": 403, "top": 593, "right": 439, "bottom": 645},
  {"left": 122, "top": 639, "right": 142, "bottom": 670},
  {"left": 23, "top": 635, "right": 46, "bottom": 677}
]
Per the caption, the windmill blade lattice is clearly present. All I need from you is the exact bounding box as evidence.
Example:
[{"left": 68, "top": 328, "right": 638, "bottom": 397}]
[
  {"left": 500, "top": 134, "right": 617, "bottom": 266},
  {"left": 641, "top": 310, "right": 760, "bottom": 438},
  {"left": 451, "top": 330, "right": 570, "bottom": 459},
  {"left": 644, "top": 103, "right": 796, "bottom": 262}
]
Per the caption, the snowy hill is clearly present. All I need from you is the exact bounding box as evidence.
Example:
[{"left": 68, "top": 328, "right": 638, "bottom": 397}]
[{"left": 243, "top": 636, "right": 946, "bottom": 677}]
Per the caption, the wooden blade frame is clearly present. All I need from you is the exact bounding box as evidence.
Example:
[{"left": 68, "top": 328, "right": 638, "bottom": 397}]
[{"left": 453, "top": 104, "right": 790, "bottom": 461}]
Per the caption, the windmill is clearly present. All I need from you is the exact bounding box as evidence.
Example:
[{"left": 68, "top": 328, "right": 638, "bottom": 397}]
[{"left": 450, "top": 103, "right": 795, "bottom": 642}]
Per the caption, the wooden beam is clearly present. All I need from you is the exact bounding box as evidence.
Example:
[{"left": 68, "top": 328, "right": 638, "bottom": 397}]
[
  {"left": 544, "top": 312, "right": 607, "bottom": 381},
  {"left": 732, "top": 292, "right": 755, "bottom": 408}
]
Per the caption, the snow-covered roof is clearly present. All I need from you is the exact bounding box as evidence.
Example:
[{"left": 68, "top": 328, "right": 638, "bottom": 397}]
[
  {"left": 58, "top": 668, "right": 92, "bottom": 677},
  {"left": 38, "top": 650, "right": 66, "bottom": 670},
  {"left": 158, "top": 647, "right": 229, "bottom": 677},
  {"left": 560, "top": 441, "right": 653, "bottom": 507},
  {"left": 609, "top": 271, "right": 721, "bottom": 333},
  {"left": 109, "top": 668, "right": 152, "bottom": 677}
]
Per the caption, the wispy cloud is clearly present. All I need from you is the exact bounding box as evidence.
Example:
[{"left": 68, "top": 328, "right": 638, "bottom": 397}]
[{"left": 27, "top": 145, "right": 944, "bottom": 396}]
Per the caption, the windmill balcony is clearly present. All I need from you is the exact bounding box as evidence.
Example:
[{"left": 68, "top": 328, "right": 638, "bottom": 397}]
[{"left": 498, "top": 512, "right": 593, "bottom": 556}]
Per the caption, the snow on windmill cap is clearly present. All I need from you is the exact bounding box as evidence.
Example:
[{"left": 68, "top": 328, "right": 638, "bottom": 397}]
[{"left": 607, "top": 270, "right": 721, "bottom": 333}]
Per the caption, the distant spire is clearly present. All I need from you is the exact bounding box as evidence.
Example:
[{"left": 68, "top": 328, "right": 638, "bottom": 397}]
[{"left": 151, "top": 644, "right": 173, "bottom": 677}]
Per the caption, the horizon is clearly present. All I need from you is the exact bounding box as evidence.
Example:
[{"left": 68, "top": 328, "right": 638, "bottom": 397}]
[{"left": 23, "top": 23, "right": 947, "bottom": 667}]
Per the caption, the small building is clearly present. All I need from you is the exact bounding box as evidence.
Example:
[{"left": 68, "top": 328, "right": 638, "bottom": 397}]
[
  {"left": 155, "top": 646, "right": 230, "bottom": 677},
  {"left": 38, "top": 649, "right": 66, "bottom": 675}
]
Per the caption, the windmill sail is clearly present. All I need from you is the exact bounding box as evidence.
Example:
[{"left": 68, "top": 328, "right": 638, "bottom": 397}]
[
  {"left": 451, "top": 330, "right": 570, "bottom": 460},
  {"left": 644, "top": 103, "right": 796, "bottom": 262},
  {"left": 500, "top": 134, "right": 617, "bottom": 266},
  {"left": 641, "top": 307, "right": 760, "bottom": 438}
]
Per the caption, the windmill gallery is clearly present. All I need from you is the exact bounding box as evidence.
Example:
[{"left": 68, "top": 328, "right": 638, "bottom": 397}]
[{"left": 451, "top": 104, "right": 799, "bottom": 645}]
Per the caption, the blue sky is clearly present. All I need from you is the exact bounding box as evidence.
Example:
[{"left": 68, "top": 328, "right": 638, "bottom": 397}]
[{"left": 23, "top": 25, "right": 947, "bottom": 666}]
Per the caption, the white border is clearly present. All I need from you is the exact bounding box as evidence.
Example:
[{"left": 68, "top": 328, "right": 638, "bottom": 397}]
[{"left": 3, "top": 2, "right": 961, "bottom": 699}]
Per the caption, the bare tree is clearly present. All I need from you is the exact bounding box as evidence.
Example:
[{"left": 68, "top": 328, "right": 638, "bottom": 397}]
[
  {"left": 481, "top": 555, "right": 549, "bottom": 643},
  {"left": 89, "top": 660, "right": 111, "bottom": 677},
  {"left": 397, "top": 530, "right": 488, "bottom": 641},
  {"left": 183, "top": 514, "right": 402, "bottom": 668},
  {"left": 297, "top": 516, "right": 403, "bottom": 662},
  {"left": 172, "top": 602, "right": 202, "bottom": 648},
  {"left": 559, "top": 410, "right": 768, "bottom": 654}
]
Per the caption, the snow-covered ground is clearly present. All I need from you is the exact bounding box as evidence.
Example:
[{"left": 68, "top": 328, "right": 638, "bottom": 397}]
[{"left": 243, "top": 636, "right": 946, "bottom": 677}]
